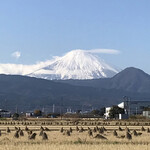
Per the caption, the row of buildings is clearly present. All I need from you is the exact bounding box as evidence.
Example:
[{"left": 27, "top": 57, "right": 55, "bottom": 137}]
[
  {"left": 104, "top": 100, "right": 150, "bottom": 119},
  {"left": 1, "top": 98, "right": 150, "bottom": 119}
]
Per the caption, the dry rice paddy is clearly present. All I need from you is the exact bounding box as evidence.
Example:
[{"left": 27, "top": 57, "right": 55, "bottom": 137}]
[{"left": 0, "top": 125, "right": 149, "bottom": 150}]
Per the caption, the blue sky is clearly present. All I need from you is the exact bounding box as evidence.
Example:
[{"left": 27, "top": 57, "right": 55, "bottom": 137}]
[{"left": 0, "top": 0, "right": 150, "bottom": 73}]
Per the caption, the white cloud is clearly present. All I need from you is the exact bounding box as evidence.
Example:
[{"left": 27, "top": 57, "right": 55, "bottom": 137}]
[
  {"left": 0, "top": 60, "right": 54, "bottom": 75},
  {"left": 11, "top": 51, "right": 21, "bottom": 59},
  {"left": 85, "top": 49, "right": 120, "bottom": 54},
  {"left": 0, "top": 49, "right": 120, "bottom": 76}
]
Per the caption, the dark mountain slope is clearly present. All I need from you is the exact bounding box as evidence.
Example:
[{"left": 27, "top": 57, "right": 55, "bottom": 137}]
[
  {"left": 0, "top": 74, "right": 130, "bottom": 111},
  {"left": 109, "top": 67, "right": 150, "bottom": 92},
  {"left": 55, "top": 67, "right": 150, "bottom": 93},
  {"left": 0, "top": 67, "right": 150, "bottom": 112}
]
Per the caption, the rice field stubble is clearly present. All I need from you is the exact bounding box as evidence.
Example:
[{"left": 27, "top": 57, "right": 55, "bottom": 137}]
[{"left": 0, "top": 125, "right": 149, "bottom": 150}]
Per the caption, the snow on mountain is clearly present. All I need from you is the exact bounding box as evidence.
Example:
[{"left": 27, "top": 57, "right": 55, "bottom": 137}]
[{"left": 29, "top": 50, "right": 120, "bottom": 80}]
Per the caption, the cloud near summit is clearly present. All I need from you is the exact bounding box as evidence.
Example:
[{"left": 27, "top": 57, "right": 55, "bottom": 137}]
[
  {"left": 11, "top": 51, "right": 21, "bottom": 59},
  {"left": 84, "top": 49, "right": 120, "bottom": 54}
]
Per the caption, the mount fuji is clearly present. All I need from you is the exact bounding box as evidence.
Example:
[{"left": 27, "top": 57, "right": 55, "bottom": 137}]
[{"left": 29, "top": 50, "right": 120, "bottom": 80}]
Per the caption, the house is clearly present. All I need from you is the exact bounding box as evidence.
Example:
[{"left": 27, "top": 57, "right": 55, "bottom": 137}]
[
  {"left": 104, "top": 100, "right": 150, "bottom": 119},
  {"left": 104, "top": 107, "right": 111, "bottom": 119},
  {"left": 0, "top": 109, "right": 11, "bottom": 118},
  {"left": 26, "top": 112, "right": 34, "bottom": 117},
  {"left": 143, "top": 111, "right": 150, "bottom": 118}
]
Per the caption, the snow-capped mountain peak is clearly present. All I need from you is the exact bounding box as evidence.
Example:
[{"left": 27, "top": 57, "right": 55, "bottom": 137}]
[{"left": 29, "top": 50, "right": 120, "bottom": 80}]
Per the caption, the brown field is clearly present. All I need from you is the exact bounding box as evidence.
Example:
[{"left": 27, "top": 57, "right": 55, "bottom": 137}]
[{"left": 0, "top": 119, "right": 150, "bottom": 150}]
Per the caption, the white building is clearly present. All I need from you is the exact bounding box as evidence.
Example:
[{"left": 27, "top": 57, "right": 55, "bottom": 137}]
[
  {"left": 104, "top": 104, "right": 124, "bottom": 119},
  {"left": 104, "top": 102, "right": 126, "bottom": 119},
  {"left": 104, "top": 107, "right": 111, "bottom": 119},
  {"left": 104, "top": 100, "right": 150, "bottom": 119},
  {"left": 143, "top": 111, "right": 150, "bottom": 118}
]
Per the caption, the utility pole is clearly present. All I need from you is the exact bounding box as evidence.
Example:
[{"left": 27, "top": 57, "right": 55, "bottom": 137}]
[
  {"left": 60, "top": 97, "right": 63, "bottom": 119},
  {"left": 129, "top": 98, "right": 131, "bottom": 116},
  {"left": 4, "top": 99, "right": 7, "bottom": 110},
  {"left": 53, "top": 104, "right": 55, "bottom": 113},
  {"left": 136, "top": 107, "right": 138, "bottom": 115},
  {"left": 16, "top": 105, "right": 18, "bottom": 114},
  {"left": 42, "top": 107, "right": 45, "bottom": 114}
]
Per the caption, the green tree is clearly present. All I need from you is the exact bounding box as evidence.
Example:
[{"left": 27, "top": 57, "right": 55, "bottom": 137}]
[
  {"left": 109, "top": 106, "right": 125, "bottom": 118},
  {"left": 99, "top": 107, "right": 105, "bottom": 116},
  {"left": 143, "top": 107, "right": 150, "bottom": 111},
  {"left": 34, "top": 110, "right": 42, "bottom": 116},
  {"left": 91, "top": 109, "right": 100, "bottom": 115},
  {"left": 12, "top": 113, "right": 19, "bottom": 120}
]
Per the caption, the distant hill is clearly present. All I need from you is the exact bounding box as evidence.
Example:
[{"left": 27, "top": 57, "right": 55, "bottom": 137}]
[
  {"left": 55, "top": 67, "right": 150, "bottom": 93},
  {"left": 0, "top": 67, "right": 150, "bottom": 112}
]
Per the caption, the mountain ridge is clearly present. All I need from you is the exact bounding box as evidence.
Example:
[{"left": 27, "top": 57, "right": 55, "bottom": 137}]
[
  {"left": 0, "top": 67, "right": 150, "bottom": 111},
  {"left": 55, "top": 67, "right": 150, "bottom": 93}
]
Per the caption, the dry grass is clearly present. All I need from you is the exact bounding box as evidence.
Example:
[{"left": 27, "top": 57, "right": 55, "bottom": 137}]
[
  {"left": 0, "top": 144, "right": 149, "bottom": 150},
  {"left": 0, "top": 126, "right": 149, "bottom": 150}
]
